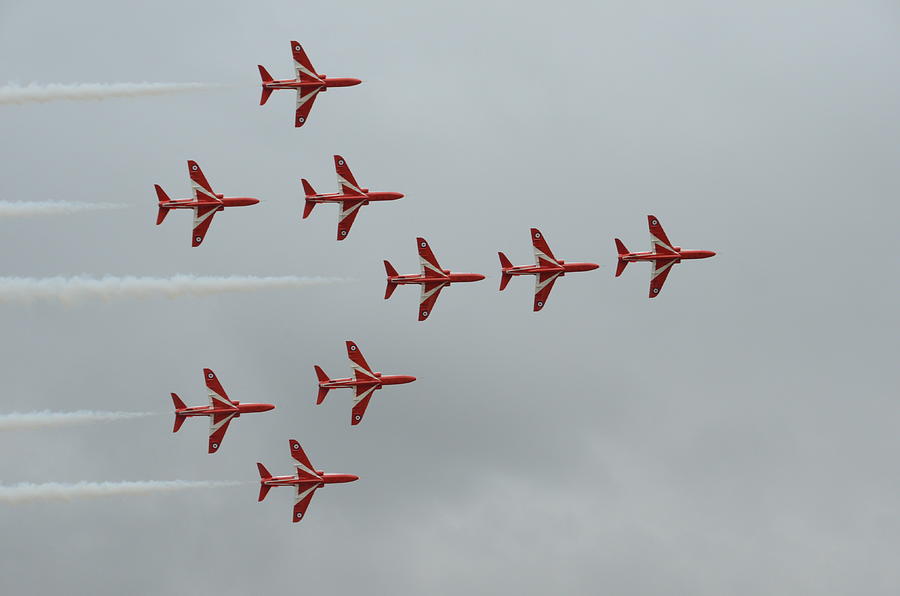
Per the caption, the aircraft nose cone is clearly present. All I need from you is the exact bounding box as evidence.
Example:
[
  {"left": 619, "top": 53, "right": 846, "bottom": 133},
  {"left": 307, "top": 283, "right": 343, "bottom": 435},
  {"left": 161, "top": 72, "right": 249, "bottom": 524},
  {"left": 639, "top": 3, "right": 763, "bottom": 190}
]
[
  {"left": 349, "top": 78, "right": 363, "bottom": 86},
  {"left": 586, "top": 263, "right": 600, "bottom": 271},
  {"left": 473, "top": 274, "right": 486, "bottom": 282},
  {"left": 263, "top": 404, "right": 275, "bottom": 412},
  {"left": 249, "top": 198, "right": 260, "bottom": 205}
]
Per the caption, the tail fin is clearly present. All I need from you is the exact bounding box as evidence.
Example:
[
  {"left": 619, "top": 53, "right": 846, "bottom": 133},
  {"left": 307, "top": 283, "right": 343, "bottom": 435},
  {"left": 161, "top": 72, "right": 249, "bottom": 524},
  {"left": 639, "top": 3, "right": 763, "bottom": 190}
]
[
  {"left": 258, "top": 66, "right": 274, "bottom": 105},
  {"left": 257, "top": 463, "right": 273, "bottom": 501},
  {"left": 301, "top": 179, "right": 317, "bottom": 218},
  {"left": 498, "top": 252, "right": 513, "bottom": 291},
  {"left": 314, "top": 366, "right": 331, "bottom": 404},
  {"left": 614, "top": 239, "right": 629, "bottom": 277},
  {"left": 383, "top": 260, "right": 399, "bottom": 299},
  {"left": 171, "top": 393, "right": 187, "bottom": 433},
  {"left": 154, "top": 185, "right": 171, "bottom": 225}
]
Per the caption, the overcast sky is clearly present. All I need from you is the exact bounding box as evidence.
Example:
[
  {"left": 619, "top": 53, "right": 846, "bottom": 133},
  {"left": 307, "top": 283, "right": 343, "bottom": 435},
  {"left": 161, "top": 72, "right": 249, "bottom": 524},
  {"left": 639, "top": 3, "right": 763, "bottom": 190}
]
[{"left": 1, "top": 1, "right": 898, "bottom": 594}]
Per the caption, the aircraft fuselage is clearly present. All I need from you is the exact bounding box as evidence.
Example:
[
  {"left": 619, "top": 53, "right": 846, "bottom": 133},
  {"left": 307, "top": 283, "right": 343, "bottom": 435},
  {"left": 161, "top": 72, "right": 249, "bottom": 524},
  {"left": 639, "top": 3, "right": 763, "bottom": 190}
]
[
  {"left": 389, "top": 271, "right": 485, "bottom": 286},
  {"left": 321, "top": 373, "right": 417, "bottom": 390},
  {"left": 162, "top": 196, "right": 260, "bottom": 209},
  {"left": 621, "top": 249, "right": 716, "bottom": 262},
  {"left": 263, "top": 76, "right": 362, "bottom": 91},
  {"left": 262, "top": 473, "right": 358, "bottom": 487},
  {"left": 503, "top": 261, "right": 600, "bottom": 276},
  {"left": 307, "top": 190, "right": 404, "bottom": 204},
  {"left": 176, "top": 402, "right": 275, "bottom": 417}
]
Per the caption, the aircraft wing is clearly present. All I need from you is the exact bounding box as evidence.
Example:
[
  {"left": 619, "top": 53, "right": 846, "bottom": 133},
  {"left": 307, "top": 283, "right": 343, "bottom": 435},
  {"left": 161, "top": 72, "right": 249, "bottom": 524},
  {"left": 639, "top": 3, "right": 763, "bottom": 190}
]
[
  {"left": 289, "top": 439, "right": 321, "bottom": 481},
  {"left": 336, "top": 199, "right": 366, "bottom": 240},
  {"left": 533, "top": 271, "right": 562, "bottom": 312},
  {"left": 292, "top": 483, "right": 319, "bottom": 522},
  {"left": 649, "top": 258, "right": 678, "bottom": 298},
  {"left": 295, "top": 86, "right": 322, "bottom": 128},
  {"left": 334, "top": 155, "right": 366, "bottom": 196},
  {"left": 648, "top": 215, "right": 678, "bottom": 256},
  {"left": 417, "top": 238, "right": 446, "bottom": 277},
  {"left": 204, "top": 369, "right": 237, "bottom": 409},
  {"left": 419, "top": 281, "right": 448, "bottom": 321},
  {"left": 352, "top": 383, "right": 379, "bottom": 425},
  {"left": 192, "top": 205, "right": 218, "bottom": 247},
  {"left": 290, "top": 41, "right": 322, "bottom": 83},
  {"left": 346, "top": 341, "right": 378, "bottom": 382},
  {"left": 531, "top": 228, "right": 560, "bottom": 267},
  {"left": 208, "top": 411, "right": 237, "bottom": 453},
  {"left": 187, "top": 161, "right": 219, "bottom": 202}
]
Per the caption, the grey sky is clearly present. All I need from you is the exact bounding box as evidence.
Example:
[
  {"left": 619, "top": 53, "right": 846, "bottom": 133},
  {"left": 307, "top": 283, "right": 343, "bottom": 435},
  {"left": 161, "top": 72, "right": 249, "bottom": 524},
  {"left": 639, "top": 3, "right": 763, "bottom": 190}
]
[{"left": 1, "top": 1, "right": 898, "bottom": 594}]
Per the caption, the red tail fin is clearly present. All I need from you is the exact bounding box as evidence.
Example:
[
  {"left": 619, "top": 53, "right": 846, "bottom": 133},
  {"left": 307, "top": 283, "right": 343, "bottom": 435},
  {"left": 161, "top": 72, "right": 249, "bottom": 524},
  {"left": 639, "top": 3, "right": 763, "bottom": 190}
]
[
  {"left": 383, "top": 261, "right": 399, "bottom": 299},
  {"left": 257, "top": 463, "right": 273, "bottom": 501},
  {"left": 154, "top": 185, "right": 171, "bottom": 225},
  {"left": 498, "top": 252, "right": 513, "bottom": 291},
  {"left": 171, "top": 393, "right": 187, "bottom": 433},
  {"left": 301, "top": 180, "right": 317, "bottom": 218},
  {"left": 614, "top": 239, "right": 629, "bottom": 277},
  {"left": 314, "top": 366, "right": 330, "bottom": 404},
  {"left": 258, "top": 66, "right": 274, "bottom": 105}
]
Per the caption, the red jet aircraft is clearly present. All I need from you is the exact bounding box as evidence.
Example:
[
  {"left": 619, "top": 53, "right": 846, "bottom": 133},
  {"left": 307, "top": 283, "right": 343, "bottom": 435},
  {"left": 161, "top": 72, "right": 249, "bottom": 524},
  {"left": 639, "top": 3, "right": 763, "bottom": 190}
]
[
  {"left": 258, "top": 41, "right": 361, "bottom": 128},
  {"left": 171, "top": 368, "right": 275, "bottom": 453},
  {"left": 302, "top": 155, "right": 404, "bottom": 240},
  {"left": 384, "top": 238, "right": 485, "bottom": 321},
  {"left": 257, "top": 439, "right": 358, "bottom": 523},
  {"left": 615, "top": 215, "right": 716, "bottom": 297},
  {"left": 498, "top": 228, "right": 600, "bottom": 311},
  {"left": 154, "top": 161, "right": 259, "bottom": 247},
  {"left": 315, "top": 341, "right": 416, "bottom": 425}
]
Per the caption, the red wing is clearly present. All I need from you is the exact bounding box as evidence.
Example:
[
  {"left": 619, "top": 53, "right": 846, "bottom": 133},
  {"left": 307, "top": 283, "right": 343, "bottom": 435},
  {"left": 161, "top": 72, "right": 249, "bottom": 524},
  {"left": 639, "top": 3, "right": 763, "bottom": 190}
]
[
  {"left": 292, "top": 483, "right": 319, "bottom": 522},
  {"left": 346, "top": 341, "right": 377, "bottom": 381},
  {"left": 648, "top": 215, "right": 677, "bottom": 255},
  {"left": 204, "top": 368, "right": 236, "bottom": 409},
  {"left": 289, "top": 439, "right": 320, "bottom": 480},
  {"left": 290, "top": 41, "right": 321, "bottom": 82},
  {"left": 649, "top": 258, "right": 678, "bottom": 298},
  {"left": 187, "top": 160, "right": 218, "bottom": 202},
  {"left": 419, "top": 281, "right": 447, "bottom": 321},
  {"left": 336, "top": 199, "right": 366, "bottom": 240},
  {"left": 295, "top": 86, "right": 322, "bottom": 127},
  {"left": 530, "top": 228, "right": 560, "bottom": 267},
  {"left": 208, "top": 411, "right": 236, "bottom": 453},
  {"left": 533, "top": 271, "right": 561, "bottom": 312},
  {"left": 351, "top": 385, "right": 379, "bottom": 425},
  {"left": 192, "top": 205, "right": 218, "bottom": 247},
  {"left": 416, "top": 238, "right": 446, "bottom": 277},
  {"left": 333, "top": 155, "right": 365, "bottom": 196}
]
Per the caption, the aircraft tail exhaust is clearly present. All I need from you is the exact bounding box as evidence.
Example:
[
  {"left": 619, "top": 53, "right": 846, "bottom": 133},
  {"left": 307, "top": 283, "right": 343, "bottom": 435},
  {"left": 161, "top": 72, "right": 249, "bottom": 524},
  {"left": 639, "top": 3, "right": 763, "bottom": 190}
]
[
  {"left": 614, "top": 239, "right": 629, "bottom": 277},
  {"left": 383, "top": 260, "right": 399, "bottom": 299},
  {"left": 257, "top": 66, "right": 274, "bottom": 105},
  {"left": 171, "top": 393, "right": 187, "bottom": 432},
  {"left": 154, "top": 185, "right": 171, "bottom": 225},
  {"left": 301, "top": 180, "right": 317, "bottom": 218},
  {"left": 498, "top": 252, "right": 513, "bottom": 291},
  {"left": 256, "top": 463, "right": 273, "bottom": 501},
  {"left": 314, "top": 366, "right": 331, "bottom": 404}
]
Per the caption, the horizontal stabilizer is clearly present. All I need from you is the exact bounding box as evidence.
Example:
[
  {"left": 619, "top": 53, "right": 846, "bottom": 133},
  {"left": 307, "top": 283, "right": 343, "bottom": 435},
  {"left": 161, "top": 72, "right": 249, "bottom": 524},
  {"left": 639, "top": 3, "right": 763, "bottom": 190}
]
[
  {"left": 154, "top": 185, "right": 171, "bottom": 225},
  {"left": 615, "top": 239, "right": 629, "bottom": 277},
  {"left": 171, "top": 392, "right": 187, "bottom": 411},
  {"left": 172, "top": 414, "right": 186, "bottom": 433},
  {"left": 314, "top": 366, "right": 330, "bottom": 404}
]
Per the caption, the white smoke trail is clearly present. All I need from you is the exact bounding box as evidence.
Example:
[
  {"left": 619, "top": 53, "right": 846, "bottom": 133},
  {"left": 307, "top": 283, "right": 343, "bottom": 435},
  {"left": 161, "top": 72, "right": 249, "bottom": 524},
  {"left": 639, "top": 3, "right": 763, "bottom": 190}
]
[
  {"left": 0, "top": 275, "right": 349, "bottom": 304},
  {"left": 0, "top": 201, "right": 125, "bottom": 217},
  {"left": 0, "top": 410, "right": 153, "bottom": 431},
  {"left": 0, "top": 82, "right": 218, "bottom": 105},
  {"left": 0, "top": 480, "right": 241, "bottom": 504}
]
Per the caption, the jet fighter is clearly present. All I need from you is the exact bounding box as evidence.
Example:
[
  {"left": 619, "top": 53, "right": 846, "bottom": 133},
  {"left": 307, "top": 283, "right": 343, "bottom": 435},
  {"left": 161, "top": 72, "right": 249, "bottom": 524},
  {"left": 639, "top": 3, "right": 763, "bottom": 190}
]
[
  {"left": 302, "top": 155, "right": 404, "bottom": 240},
  {"left": 154, "top": 161, "right": 259, "bottom": 247},
  {"left": 615, "top": 215, "right": 716, "bottom": 297},
  {"left": 314, "top": 341, "right": 416, "bottom": 426},
  {"left": 257, "top": 439, "right": 358, "bottom": 523},
  {"left": 170, "top": 368, "right": 275, "bottom": 453},
  {"left": 384, "top": 238, "right": 485, "bottom": 321},
  {"left": 258, "top": 41, "right": 362, "bottom": 128},
  {"left": 498, "top": 228, "right": 599, "bottom": 311}
]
